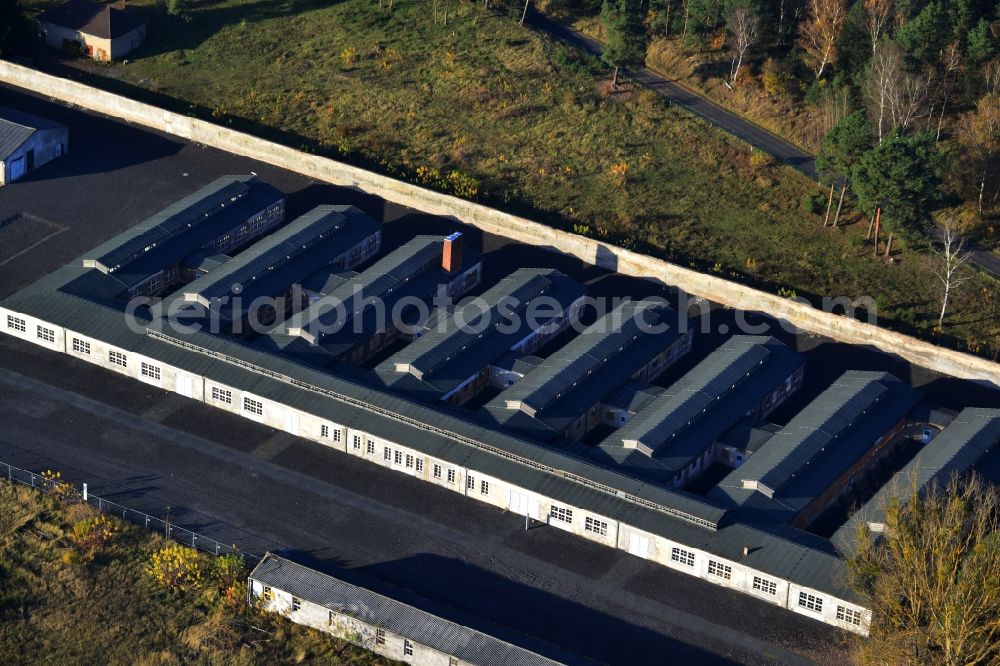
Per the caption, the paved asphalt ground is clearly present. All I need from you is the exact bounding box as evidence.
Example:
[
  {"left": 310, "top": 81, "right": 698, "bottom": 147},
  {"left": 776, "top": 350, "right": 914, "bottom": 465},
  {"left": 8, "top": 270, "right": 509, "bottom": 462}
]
[{"left": 0, "top": 82, "right": 998, "bottom": 665}]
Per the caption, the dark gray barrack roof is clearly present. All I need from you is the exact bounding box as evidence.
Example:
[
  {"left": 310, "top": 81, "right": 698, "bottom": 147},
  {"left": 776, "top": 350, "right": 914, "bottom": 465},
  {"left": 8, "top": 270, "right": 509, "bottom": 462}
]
[
  {"left": 830, "top": 407, "right": 1000, "bottom": 554},
  {"left": 485, "top": 302, "right": 685, "bottom": 422},
  {"left": 719, "top": 371, "right": 920, "bottom": 500},
  {"left": 376, "top": 268, "right": 585, "bottom": 396},
  {"left": 185, "top": 205, "right": 379, "bottom": 303},
  {"left": 249, "top": 554, "right": 567, "bottom": 666}
]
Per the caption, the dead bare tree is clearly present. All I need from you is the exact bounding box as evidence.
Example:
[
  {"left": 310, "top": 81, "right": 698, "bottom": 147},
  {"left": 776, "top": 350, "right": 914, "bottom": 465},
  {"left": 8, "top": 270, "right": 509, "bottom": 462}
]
[
  {"left": 726, "top": 6, "right": 760, "bottom": 89},
  {"left": 863, "top": 0, "right": 893, "bottom": 55},
  {"left": 520, "top": 0, "right": 530, "bottom": 26},
  {"left": 798, "top": 0, "right": 848, "bottom": 80},
  {"left": 887, "top": 69, "right": 931, "bottom": 133},
  {"left": 933, "top": 220, "right": 973, "bottom": 327}
]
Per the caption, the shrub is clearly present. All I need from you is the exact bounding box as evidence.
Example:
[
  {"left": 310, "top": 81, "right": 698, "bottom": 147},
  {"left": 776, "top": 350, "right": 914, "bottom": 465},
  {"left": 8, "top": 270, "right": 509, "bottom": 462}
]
[
  {"left": 802, "top": 193, "right": 825, "bottom": 214},
  {"left": 147, "top": 544, "right": 204, "bottom": 593},
  {"left": 70, "top": 514, "right": 118, "bottom": 560},
  {"left": 760, "top": 58, "right": 787, "bottom": 97}
]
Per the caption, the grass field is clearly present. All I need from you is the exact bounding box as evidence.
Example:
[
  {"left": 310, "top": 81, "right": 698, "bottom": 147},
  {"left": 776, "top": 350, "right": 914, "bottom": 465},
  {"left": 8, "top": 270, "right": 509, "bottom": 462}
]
[
  {"left": 23, "top": 0, "right": 1000, "bottom": 355},
  {"left": 0, "top": 479, "right": 390, "bottom": 665}
]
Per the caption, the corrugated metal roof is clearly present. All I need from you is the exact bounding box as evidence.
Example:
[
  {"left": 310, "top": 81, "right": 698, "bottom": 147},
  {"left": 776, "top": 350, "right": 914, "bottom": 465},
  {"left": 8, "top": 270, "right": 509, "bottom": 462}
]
[
  {"left": 187, "top": 206, "right": 379, "bottom": 302},
  {"left": 731, "top": 372, "right": 916, "bottom": 497},
  {"left": 249, "top": 554, "right": 566, "bottom": 666},
  {"left": 830, "top": 407, "right": 1000, "bottom": 554},
  {"left": 602, "top": 337, "right": 803, "bottom": 475},
  {"left": 485, "top": 303, "right": 684, "bottom": 424},
  {"left": 375, "top": 269, "right": 585, "bottom": 396}
]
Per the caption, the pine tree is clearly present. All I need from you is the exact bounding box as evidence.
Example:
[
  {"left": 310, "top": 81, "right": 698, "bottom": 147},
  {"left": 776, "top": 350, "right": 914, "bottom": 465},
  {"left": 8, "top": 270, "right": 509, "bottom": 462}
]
[{"left": 601, "top": 0, "right": 648, "bottom": 87}]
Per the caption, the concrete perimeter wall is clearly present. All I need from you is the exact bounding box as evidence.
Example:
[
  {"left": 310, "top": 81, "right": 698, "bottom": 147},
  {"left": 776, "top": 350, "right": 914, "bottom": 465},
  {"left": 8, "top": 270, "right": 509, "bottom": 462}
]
[{"left": 3, "top": 59, "right": 998, "bottom": 387}]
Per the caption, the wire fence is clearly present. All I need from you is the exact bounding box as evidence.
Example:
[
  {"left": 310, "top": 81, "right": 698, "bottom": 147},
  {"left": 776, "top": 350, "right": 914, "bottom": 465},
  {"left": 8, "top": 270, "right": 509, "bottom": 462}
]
[{"left": 2, "top": 460, "right": 259, "bottom": 564}]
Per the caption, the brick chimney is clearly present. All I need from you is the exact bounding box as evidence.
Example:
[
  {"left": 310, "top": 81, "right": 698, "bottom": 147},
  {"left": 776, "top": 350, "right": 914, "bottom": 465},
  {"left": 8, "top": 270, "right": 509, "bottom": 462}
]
[{"left": 442, "top": 232, "right": 463, "bottom": 273}]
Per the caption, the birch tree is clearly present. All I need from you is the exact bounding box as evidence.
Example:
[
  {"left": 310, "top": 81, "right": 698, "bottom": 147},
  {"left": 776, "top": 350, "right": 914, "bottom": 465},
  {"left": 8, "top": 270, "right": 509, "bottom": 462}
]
[
  {"left": 933, "top": 220, "right": 972, "bottom": 327},
  {"left": 863, "top": 0, "right": 892, "bottom": 55},
  {"left": 957, "top": 94, "right": 1000, "bottom": 216},
  {"left": 726, "top": 3, "right": 760, "bottom": 89},
  {"left": 798, "top": 0, "right": 847, "bottom": 80},
  {"left": 864, "top": 42, "right": 901, "bottom": 143}
]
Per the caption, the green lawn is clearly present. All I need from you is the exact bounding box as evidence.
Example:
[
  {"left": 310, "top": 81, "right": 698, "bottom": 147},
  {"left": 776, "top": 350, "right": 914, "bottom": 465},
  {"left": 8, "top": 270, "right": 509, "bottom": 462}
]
[
  {"left": 0, "top": 480, "right": 390, "bottom": 665},
  {"left": 28, "top": 0, "right": 1000, "bottom": 354}
]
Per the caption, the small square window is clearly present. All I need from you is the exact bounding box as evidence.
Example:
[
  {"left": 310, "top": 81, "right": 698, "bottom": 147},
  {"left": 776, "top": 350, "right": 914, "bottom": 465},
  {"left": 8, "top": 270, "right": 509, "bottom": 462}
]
[
  {"left": 109, "top": 350, "right": 127, "bottom": 367},
  {"left": 585, "top": 517, "right": 608, "bottom": 536},
  {"left": 367, "top": 441, "right": 375, "bottom": 455},
  {"left": 670, "top": 547, "right": 695, "bottom": 567},
  {"left": 753, "top": 576, "right": 777, "bottom": 595},
  {"left": 394, "top": 451, "right": 403, "bottom": 465},
  {"left": 6, "top": 315, "right": 25, "bottom": 333},
  {"left": 415, "top": 459, "right": 424, "bottom": 472},
  {"left": 36, "top": 325, "right": 55, "bottom": 343},
  {"left": 798, "top": 592, "right": 823, "bottom": 613},
  {"left": 447, "top": 469, "right": 456, "bottom": 484},
  {"left": 708, "top": 560, "right": 732, "bottom": 580},
  {"left": 243, "top": 397, "right": 264, "bottom": 416},
  {"left": 550, "top": 506, "right": 573, "bottom": 523},
  {"left": 375, "top": 628, "right": 386, "bottom": 645},
  {"left": 405, "top": 454, "right": 414, "bottom": 468},
  {"left": 384, "top": 447, "right": 392, "bottom": 461},
  {"left": 467, "top": 474, "right": 475, "bottom": 490},
  {"left": 72, "top": 338, "right": 91, "bottom": 355},
  {"left": 321, "top": 424, "right": 330, "bottom": 438},
  {"left": 480, "top": 480, "right": 489, "bottom": 495},
  {"left": 403, "top": 639, "right": 413, "bottom": 656},
  {"left": 291, "top": 597, "right": 301, "bottom": 611},
  {"left": 211, "top": 386, "right": 232, "bottom": 404},
  {"left": 353, "top": 435, "right": 362, "bottom": 450},
  {"left": 332, "top": 429, "right": 342, "bottom": 442},
  {"left": 141, "top": 362, "right": 161, "bottom": 380},
  {"left": 836, "top": 605, "right": 862, "bottom": 626},
  {"left": 433, "top": 464, "right": 442, "bottom": 478}
]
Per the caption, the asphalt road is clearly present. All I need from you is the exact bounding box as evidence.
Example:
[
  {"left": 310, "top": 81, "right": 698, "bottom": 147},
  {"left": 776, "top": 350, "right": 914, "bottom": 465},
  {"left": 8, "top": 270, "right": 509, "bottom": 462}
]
[
  {"left": 525, "top": 12, "right": 1000, "bottom": 282},
  {"left": 526, "top": 13, "right": 818, "bottom": 179}
]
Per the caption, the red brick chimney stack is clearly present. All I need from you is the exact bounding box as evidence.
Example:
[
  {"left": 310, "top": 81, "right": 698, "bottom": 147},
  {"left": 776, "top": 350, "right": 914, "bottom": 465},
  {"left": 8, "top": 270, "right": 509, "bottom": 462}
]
[{"left": 443, "top": 232, "right": 463, "bottom": 273}]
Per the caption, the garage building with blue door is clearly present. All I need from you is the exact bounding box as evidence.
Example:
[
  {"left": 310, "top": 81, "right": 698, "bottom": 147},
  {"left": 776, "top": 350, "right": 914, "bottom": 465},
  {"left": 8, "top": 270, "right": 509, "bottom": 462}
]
[{"left": 0, "top": 106, "right": 68, "bottom": 185}]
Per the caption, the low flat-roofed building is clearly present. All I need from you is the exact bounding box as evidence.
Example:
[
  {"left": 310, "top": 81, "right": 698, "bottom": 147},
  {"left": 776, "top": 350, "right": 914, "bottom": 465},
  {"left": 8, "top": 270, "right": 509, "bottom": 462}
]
[
  {"left": 82, "top": 175, "right": 285, "bottom": 297},
  {"left": 37, "top": 0, "right": 148, "bottom": 61},
  {"left": 375, "top": 268, "right": 586, "bottom": 406},
  {"left": 712, "top": 370, "right": 921, "bottom": 529},
  {"left": 593, "top": 336, "right": 804, "bottom": 488},
  {"left": 249, "top": 553, "right": 570, "bottom": 665},
  {"left": 831, "top": 407, "right": 1000, "bottom": 555},
  {"left": 481, "top": 302, "right": 692, "bottom": 442},
  {"left": 0, "top": 107, "right": 68, "bottom": 185},
  {"left": 258, "top": 233, "right": 481, "bottom": 365},
  {"left": 1, "top": 217, "right": 881, "bottom": 635}
]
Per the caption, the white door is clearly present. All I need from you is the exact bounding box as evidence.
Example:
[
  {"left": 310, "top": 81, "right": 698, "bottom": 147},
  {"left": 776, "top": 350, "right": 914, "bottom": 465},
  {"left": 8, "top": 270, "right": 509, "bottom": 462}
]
[
  {"left": 509, "top": 490, "right": 529, "bottom": 516},
  {"left": 628, "top": 533, "right": 650, "bottom": 558},
  {"left": 283, "top": 411, "right": 299, "bottom": 436},
  {"left": 176, "top": 375, "right": 193, "bottom": 398},
  {"left": 7, "top": 156, "right": 24, "bottom": 182}
]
